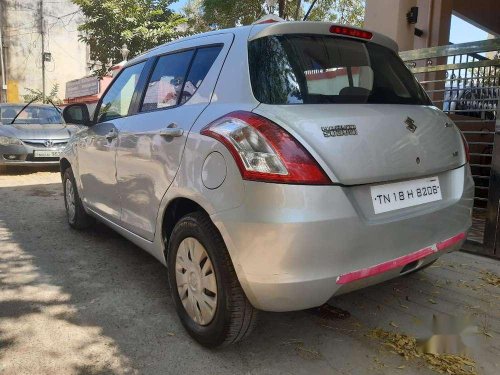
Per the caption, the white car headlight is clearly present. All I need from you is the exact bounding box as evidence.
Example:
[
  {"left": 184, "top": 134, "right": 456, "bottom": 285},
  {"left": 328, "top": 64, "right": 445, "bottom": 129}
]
[{"left": 0, "top": 136, "right": 23, "bottom": 146}]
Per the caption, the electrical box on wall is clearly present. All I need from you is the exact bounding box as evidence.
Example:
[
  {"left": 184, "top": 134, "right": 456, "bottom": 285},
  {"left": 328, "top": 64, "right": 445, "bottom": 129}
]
[{"left": 406, "top": 6, "right": 419, "bottom": 24}]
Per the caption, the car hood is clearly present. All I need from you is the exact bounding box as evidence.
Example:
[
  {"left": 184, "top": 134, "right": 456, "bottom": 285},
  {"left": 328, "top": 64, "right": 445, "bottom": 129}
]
[{"left": 0, "top": 123, "right": 83, "bottom": 140}]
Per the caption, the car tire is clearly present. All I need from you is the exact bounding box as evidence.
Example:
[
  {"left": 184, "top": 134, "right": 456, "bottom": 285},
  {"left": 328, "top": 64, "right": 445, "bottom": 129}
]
[
  {"left": 167, "top": 211, "right": 257, "bottom": 347},
  {"left": 63, "top": 167, "right": 94, "bottom": 229}
]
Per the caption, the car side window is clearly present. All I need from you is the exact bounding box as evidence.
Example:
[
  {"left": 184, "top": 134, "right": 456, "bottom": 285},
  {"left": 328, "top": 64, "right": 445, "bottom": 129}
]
[
  {"left": 179, "top": 45, "right": 223, "bottom": 105},
  {"left": 97, "top": 62, "right": 146, "bottom": 123},
  {"left": 141, "top": 50, "right": 194, "bottom": 112}
]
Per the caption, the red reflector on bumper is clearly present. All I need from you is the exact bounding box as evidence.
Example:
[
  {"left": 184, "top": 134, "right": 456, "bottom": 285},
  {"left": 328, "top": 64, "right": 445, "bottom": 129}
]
[
  {"left": 436, "top": 232, "right": 466, "bottom": 250},
  {"left": 336, "top": 232, "right": 466, "bottom": 285}
]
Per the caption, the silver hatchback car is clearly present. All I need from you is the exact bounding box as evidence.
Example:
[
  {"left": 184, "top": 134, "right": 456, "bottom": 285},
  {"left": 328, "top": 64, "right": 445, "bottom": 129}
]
[{"left": 60, "top": 21, "right": 473, "bottom": 347}]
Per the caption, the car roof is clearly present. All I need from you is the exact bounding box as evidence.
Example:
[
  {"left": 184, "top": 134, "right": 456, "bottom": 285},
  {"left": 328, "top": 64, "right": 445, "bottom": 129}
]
[
  {"left": 126, "top": 25, "right": 253, "bottom": 65},
  {"left": 126, "top": 21, "right": 398, "bottom": 66}
]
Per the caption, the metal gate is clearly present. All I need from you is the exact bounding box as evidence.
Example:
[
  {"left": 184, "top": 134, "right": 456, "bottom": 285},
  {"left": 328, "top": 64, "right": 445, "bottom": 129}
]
[{"left": 400, "top": 39, "right": 500, "bottom": 258}]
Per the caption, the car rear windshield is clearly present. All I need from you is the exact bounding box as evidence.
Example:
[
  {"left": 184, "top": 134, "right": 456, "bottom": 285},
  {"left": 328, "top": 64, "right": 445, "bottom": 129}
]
[{"left": 248, "top": 34, "right": 431, "bottom": 105}]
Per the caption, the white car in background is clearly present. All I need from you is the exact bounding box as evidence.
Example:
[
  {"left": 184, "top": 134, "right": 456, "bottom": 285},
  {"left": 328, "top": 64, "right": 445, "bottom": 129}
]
[{"left": 60, "top": 21, "right": 473, "bottom": 347}]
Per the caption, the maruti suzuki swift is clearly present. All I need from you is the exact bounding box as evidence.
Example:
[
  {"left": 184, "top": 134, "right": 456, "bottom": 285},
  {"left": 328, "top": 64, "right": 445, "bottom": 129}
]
[{"left": 60, "top": 21, "right": 474, "bottom": 347}]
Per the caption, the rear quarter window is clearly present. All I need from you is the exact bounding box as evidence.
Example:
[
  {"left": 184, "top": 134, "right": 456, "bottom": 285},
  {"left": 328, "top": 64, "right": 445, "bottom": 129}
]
[
  {"left": 141, "top": 50, "right": 195, "bottom": 111},
  {"left": 141, "top": 45, "right": 222, "bottom": 112},
  {"left": 181, "top": 46, "right": 222, "bottom": 104},
  {"left": 248, "top": 34, "right": 431, "bottom": 105}
]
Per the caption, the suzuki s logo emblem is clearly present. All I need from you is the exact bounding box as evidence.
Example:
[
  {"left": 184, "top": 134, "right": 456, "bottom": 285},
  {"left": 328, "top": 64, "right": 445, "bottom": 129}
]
[
  {"left": 44, "top": 140, "right": 54, "bottom": 148},
  {"left": 405, "top": 117, "right": 417, "bottom": 133}
]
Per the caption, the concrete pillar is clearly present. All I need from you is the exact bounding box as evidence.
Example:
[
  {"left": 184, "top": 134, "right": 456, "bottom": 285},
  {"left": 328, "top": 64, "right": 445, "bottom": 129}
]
[
  {"left": 418, "top": 0, "right": 453, "bottom": 105},
  {"left": 427, "top": 0, "right": 452, "bottom": 48},
  {"left": 364, "top": 0, "right": 417, "bottom": 51}
]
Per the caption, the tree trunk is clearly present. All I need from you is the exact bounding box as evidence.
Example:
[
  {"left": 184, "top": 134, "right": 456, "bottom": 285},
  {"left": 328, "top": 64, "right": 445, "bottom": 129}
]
[{"left": 278, "top": 0, "right": 285, "bottom": 18}]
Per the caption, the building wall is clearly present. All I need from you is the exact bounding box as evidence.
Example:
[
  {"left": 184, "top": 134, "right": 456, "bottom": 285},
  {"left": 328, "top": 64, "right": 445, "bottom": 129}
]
[
  {"left": 364, "top": 0, "right": 417, "bottom": 51},
  {"left": 0, "top": 0, "right": 88, "bottom": 103},
  {"left": 413, "top": 0, "right": 452, "bottom": 50},
  {"left": 365, "top": 0, "right": 454, "bottom": 51},
  {"left": 365, "top": 0, "right": 498, "bottom": 52}
]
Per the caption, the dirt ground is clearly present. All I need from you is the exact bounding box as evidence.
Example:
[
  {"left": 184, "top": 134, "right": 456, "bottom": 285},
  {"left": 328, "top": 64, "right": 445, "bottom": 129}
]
[{"left": 0, "top": 167, "right": 499, "bottom": 375}]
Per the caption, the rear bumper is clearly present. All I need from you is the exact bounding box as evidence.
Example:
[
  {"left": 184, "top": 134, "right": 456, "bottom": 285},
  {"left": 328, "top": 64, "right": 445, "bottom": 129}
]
[{"left": 211, "top": 165, "right": 474, "bottom": 312}]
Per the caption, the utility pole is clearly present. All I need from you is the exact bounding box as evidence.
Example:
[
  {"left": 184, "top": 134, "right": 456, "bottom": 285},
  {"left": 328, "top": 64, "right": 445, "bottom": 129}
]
[{"left": 39, "top": 0, "right": 46, "bottom": 103}]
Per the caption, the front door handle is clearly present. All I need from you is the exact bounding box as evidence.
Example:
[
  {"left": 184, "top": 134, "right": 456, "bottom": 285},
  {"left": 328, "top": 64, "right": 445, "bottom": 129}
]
[
  {"left": 105, "top": 129, "right": 118, "bottom": 140},
  {"left": 160, "top": 123, "right": 183, "bottom": 138}
]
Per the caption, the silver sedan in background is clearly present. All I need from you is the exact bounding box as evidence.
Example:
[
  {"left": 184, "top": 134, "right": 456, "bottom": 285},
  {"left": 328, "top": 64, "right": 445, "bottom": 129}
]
[{"left": 0, "top": 103, "right": 81, "bottom": 172}]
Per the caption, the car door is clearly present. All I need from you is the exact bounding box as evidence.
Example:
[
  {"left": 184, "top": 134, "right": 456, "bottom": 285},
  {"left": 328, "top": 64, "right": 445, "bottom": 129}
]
[
  {"left": 115, "top": 35, "right": 232, "bottom": 240},
  {"left": 78, "top": 61, "right": 146, "bottom": 221}
]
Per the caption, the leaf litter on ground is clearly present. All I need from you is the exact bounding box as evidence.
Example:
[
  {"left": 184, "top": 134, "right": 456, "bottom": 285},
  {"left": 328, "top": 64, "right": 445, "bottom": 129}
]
[
  {"left": 480, "top": 271, "right": 500, "bottom": 287},
  {"left": 367, "top": 328, "right": 477, "bottom": 375}
]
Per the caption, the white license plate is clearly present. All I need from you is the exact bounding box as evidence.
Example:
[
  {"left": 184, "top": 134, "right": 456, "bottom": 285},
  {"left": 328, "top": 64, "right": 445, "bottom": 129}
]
[
  {"left": 371, "top": 176, "right": 442, "bottom": 214},
  {"left": 34, "top": 150, "right": 61, "bottom": 158}
]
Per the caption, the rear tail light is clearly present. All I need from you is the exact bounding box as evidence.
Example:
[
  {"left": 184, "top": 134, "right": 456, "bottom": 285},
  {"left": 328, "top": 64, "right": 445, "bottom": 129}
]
[
  {"left": 201, "top": 111, "right": 332, "bottom": 185},
  {"left": 459, "top": 131, "right": 470, "bottom": 163},
  {"left": 329, "top": 25, "right": 373, "bottom": 40}
]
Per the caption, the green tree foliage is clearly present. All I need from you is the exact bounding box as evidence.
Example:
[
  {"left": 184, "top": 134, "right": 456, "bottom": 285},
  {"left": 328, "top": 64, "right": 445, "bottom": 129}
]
[
  {"left": 203, "top": 0, "right": 263, "bottom": 29},
  {"left": 183, "top": 0, "right": 365, "bottom": 32},
  {"left": 306, "top": 0, "right": 365, "bottom": 25},
  {"left": 183, "top": 0, "right": 209, "bottom": 33},
  {"left": 22, "top": 84, "right": 62, "bottom": 105},
  {"left": 73, "top": 0, "right": 187, "bottom": 76}
]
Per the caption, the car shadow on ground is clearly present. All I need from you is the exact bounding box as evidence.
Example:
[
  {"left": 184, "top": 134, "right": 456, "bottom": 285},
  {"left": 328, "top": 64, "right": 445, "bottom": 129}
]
[
  {"left": 0, "top": 165, "right": 60, "bottom": 176},
  {"left": 0, "top": 179, "right": 499, "bottom": 374}
]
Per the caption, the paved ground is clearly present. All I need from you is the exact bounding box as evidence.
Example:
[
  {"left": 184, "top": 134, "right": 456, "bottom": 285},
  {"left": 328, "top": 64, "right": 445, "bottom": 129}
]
[{"left": 0, "top": 167, "right": 499, "bottom": 375}]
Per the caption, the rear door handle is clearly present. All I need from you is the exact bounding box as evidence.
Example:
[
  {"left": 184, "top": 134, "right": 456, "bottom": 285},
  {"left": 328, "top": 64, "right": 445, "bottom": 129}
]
[
  {"left": 160, "top": 123, "right": 183, "bottom": 137},
  {"left": 105, "top": 129, "right": 118, "bottom": 140}
]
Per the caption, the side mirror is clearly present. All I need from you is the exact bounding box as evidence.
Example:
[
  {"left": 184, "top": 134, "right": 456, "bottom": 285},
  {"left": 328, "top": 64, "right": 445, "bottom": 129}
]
[{"left": 62, "top": 103, "right": 91, "bottom": 126}]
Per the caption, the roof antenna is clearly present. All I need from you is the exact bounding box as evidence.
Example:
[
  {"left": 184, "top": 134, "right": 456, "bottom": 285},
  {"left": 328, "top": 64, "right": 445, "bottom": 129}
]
[{"left": 303, "top": 0, "right": 318, "bottom": 21}]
